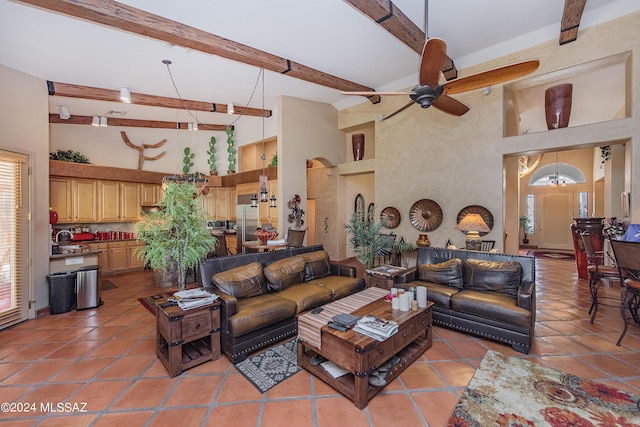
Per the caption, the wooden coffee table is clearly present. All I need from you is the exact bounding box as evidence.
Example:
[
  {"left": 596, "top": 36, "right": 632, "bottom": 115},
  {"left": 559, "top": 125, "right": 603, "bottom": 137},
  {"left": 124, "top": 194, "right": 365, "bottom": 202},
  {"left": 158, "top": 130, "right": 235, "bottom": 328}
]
[{"left": 297, "top": 298, "right": 433, "bottom": 409}]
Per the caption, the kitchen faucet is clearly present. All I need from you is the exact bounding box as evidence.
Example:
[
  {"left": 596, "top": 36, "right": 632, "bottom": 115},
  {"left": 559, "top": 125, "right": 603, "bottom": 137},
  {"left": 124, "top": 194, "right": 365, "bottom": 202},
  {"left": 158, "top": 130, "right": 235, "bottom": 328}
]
[{"left": 55, "top": 230, "right": 74, "bottom": 243}]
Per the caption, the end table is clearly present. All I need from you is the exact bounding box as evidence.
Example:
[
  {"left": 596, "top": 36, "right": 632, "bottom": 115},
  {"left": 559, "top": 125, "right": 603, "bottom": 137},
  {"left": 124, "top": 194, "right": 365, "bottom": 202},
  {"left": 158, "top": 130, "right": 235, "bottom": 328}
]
[{"left": 365, "top": 265, "right": 407, "bottom": 290}]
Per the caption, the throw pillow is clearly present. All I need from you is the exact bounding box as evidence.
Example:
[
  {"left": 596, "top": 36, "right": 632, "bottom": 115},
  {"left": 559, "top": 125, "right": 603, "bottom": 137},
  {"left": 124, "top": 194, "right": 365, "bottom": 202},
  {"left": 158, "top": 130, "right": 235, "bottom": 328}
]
[
  {"left": 417, "top": 258, "right": 464, "bottom": 289},
  {"left": 299, "top": 250, "right": 332, "bottom": 281},
  {"left": 212, "top": 262, "right": 267, "bottom": 298},
  {"left": 263, "top": 256, "right": 306, "bottom": 291},
  {"left": 463, "top": 259, "right": 522, "bottom": 297}
]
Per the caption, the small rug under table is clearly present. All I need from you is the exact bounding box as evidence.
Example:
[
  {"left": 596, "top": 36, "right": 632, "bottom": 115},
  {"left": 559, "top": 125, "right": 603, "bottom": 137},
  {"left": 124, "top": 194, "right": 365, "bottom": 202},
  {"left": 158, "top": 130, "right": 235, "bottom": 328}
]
[
  {"left": 234, "top": 338, "right": 301, "bottom": 394},
  {"left": 447, "top": 349, "right": 640, "bottom": 426}
]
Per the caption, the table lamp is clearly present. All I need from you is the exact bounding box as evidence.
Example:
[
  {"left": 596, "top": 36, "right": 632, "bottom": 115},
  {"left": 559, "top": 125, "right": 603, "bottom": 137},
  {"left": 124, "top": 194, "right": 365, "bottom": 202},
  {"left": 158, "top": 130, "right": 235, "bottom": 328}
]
[{"left": 456, "top": 213, "right": 490, "bottom": 250}]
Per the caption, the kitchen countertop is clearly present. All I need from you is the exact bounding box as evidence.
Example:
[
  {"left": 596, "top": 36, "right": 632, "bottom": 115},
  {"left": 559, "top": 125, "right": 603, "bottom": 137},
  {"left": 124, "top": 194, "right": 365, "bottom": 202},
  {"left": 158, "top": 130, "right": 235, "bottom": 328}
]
[{"left": 50, "top": 250, "right": 102, "bottom": 260}]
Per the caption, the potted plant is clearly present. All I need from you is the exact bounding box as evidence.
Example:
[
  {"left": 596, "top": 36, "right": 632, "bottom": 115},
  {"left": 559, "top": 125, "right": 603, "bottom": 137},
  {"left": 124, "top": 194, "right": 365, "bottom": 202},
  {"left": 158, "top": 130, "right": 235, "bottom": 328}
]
[
  {"left": 182, "top": 147, "right": 194, "bottom": 175},
  {"left": 226, "top": 126, "right": 236, "bottom": 174},
  {"left": 136, "top": 181, "right": 218, "bottom": 290},
  {"left": 207, "top": 136, "right": 217, "bottom": 175},
  {"left": 519, "top": 215, "right": 532, "bottom": 244},
  {"left": 344, "top": 213, "right": 414, "bottom": 270}
]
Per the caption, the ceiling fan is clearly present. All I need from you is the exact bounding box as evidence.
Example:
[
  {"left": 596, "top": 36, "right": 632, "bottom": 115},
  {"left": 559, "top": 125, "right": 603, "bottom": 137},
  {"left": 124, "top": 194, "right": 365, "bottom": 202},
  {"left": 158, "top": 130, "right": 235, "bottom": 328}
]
[{"left": 343, "top": 38, "right": 539, "bottom": 121}]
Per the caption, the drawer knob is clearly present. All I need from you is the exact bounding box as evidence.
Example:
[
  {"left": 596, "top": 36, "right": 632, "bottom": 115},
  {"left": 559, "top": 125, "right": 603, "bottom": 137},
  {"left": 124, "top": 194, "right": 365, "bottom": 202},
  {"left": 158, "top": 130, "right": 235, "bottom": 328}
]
[{"left": 195, "top": 322, "right": 201, "bottom": 328}]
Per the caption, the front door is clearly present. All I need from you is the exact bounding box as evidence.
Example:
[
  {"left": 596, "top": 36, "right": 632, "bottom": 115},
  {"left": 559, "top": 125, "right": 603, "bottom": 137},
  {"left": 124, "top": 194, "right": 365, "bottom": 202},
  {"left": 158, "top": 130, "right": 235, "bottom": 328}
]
[{"left": 538, "top": 193, "right": 573, "bottom": 250}]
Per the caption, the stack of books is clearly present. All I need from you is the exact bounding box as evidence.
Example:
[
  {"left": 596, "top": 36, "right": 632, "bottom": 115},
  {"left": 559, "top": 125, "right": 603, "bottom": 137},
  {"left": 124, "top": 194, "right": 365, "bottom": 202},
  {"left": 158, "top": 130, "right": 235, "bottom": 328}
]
[
  {"left": 354, "top": 315, "right": 398, "bottom": 341},
  {"left": 173, "top": 288, "right": 218, "bottom": 310}
]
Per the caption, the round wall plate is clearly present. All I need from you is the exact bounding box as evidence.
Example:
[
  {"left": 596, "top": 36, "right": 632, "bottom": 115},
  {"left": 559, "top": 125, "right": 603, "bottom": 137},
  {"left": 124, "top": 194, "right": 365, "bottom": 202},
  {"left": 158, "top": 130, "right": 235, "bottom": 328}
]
[
  {"left": 409, "top": 199, "right": 443, "bottom": 232},
  {"left": 380, "top": 206, "right": 401, "bottom": 229}
]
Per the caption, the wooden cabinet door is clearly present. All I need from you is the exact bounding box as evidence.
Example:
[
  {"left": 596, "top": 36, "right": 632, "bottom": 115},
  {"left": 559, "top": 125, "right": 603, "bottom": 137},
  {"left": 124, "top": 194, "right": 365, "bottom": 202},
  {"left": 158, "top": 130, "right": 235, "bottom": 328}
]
[
  {"left": 108, "top": 242, "right": 128, "bottom": 272},
  {"left": 120, "top": 182, "right": 140, "bottom": 221},
  {"left": 86, "top": 242, "right": 109, "bottom": 273},
  {"left": 229, "top": 188, "right": 237, "bottom": 220},
  {"left": 141, "top": 183, "right": 160, "bottom": 206},
  {"left": 50, "top": 178, "right": 73, "bottom": 223},
  {"left": 202, "top": 193, "right": 216, "bottom": 219},
  {"left": 128, "top": 242, "right": 145, "bottom": 270},
  {"left": 97, "top": 181, "right": 120, "bottom": 222},
  {"left": 215, "top": 188, "right": 229, "bottom": 220},
  {"left": 72, "top": 179, "right": 97, "bottom": 222}
]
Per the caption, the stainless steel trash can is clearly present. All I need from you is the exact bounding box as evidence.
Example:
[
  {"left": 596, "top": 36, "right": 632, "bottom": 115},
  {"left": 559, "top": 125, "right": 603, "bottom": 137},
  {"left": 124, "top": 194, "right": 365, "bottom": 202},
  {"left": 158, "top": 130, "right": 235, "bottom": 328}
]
[
  {"left": 47, "top": 271, "right": 77, "bottom": 314},
  {"left": 76, "top": 265, "right": 102, "bottom": 310}
]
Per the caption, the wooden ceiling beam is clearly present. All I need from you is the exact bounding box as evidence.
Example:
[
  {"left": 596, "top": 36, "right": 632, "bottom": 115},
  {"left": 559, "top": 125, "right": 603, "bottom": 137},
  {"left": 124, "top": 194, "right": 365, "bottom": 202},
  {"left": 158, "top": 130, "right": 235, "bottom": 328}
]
[
  {"left": 19, "top": 0, "right": 380, "bottom": 103},
  {"left": 559, "top": 0, "right": 586, "bottom": 45},
  {"left": 343, "top": 0, "right": 457, "bottom": 80},
  {"left": 49, "top": 114, "right": 231, "bottom": 131},
  {"left": 48, "top": 81, "right": 270, "bottom": 118}
]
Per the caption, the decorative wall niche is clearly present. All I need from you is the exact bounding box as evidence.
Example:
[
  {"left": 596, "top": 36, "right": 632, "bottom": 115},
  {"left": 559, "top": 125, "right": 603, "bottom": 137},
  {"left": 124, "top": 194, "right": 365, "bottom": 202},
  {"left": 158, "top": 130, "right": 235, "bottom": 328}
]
[{"left": 504, "top": 52, "right": 630, "bottom": 137}]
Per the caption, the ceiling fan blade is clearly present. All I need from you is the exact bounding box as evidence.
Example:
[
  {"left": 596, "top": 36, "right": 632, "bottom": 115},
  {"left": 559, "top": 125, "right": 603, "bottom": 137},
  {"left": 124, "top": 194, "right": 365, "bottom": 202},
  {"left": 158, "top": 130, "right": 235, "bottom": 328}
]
[
  {"left": 341, "top": 91, "right": 415, "bottom": 96},
  {"left": 431, "top": 95, "right": 469, "bottom": 116},
  {"left": 443, "top": 60, "right": 540, "bottom": 95},
  {"left": 381, "top": 101, "right": 415, "bottom": 121},
  {"left": 419, "top": 38, "right": 447, "bottom": 87}
]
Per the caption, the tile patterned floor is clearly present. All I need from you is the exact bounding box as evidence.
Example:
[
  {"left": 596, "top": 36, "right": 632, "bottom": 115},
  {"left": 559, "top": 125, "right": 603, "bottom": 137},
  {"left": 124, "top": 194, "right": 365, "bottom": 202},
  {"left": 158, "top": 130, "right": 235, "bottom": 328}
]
[{"left": 0, "top": 257, "right": 639, "bottom": 426}]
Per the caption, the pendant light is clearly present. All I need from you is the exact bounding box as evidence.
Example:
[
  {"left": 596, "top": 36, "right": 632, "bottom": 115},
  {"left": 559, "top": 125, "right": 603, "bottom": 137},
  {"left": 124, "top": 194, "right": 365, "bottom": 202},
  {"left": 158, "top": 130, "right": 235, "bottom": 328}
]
[
  {"left": 258, "top": 68, "right": 274, "bottom": 205},
  {"left": 549, "top": 152, "right": 566, "bottom": 188}
]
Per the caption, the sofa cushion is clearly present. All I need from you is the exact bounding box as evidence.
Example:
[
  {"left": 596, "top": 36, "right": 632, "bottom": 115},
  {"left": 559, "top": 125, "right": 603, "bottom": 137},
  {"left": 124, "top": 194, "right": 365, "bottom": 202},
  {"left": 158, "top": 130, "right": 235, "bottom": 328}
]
[
  {"left": 229, "top": 294, "right": 298, "bottom": 337},
  {"left": 212, "top": 262, "right": 267, "bottom": 298},
  {"left": 450, "top": 290, "right": 531, "bottom": 328},
  {"left": 417, "top": 258, "right": 464, "bottom": 289},
  {"left": 410, "top": 281, "right": 460, "bottom": 309},
  {"left": 463, "top": 259, "right": 522, "bottom": 298},
  {"left": 299, "top": 250, "right": 332, "bottom": 281},
  {"left": 306, "top": 276, "right": 365, "bottom": 300},
  {"left": 264, "top": 256, "right": 306, "bottom": 291},
  {"left": 277, "top": 283, "right": 333, "bottom": 313}
]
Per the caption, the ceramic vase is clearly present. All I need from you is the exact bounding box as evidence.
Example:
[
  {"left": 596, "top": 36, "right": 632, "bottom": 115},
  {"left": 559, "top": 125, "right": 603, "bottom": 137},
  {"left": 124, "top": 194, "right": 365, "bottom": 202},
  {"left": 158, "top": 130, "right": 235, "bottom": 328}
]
[
  {"left": 570, "top": 217, "right": 604, "bottom": 280},
  {"left": 352, "top": 134, "right": 365, "bottom": 161},
  {"left": 545, "top": 83, "right": 573, "bottom": 130},
  {"left": 416, "top": 234, "right": 430, "bottom": 247}
]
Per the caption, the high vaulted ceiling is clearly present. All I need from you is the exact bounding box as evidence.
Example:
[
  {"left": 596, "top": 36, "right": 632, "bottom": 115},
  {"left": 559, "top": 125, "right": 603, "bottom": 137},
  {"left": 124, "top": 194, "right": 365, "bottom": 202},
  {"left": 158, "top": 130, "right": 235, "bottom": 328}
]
[{"left": 1, "top": 0, "right": 638, "bottom": 131}]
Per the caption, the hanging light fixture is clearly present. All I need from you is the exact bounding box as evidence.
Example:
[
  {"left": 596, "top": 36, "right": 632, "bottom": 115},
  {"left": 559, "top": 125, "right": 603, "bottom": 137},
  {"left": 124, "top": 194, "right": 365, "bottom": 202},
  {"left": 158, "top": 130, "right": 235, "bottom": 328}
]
[
  {"left": 59, "top": 105, "right": 70, "bottom": 119},
  {"left": 99, "top": 116, "right": 108, "bottom": 127},
  {"left": 269, "top": 191, "right": 277, "bottom": 208},
  {"left": 91, "top": 115, "right": 100, "bottom": 126},
  {"left": 120, "top": 87, "right": 131, "bottom": 103},
  {"left": 258, "top": 68, "right": 274, "bottom": 205},
  {"left": 549, "top": 152, "right": 566, "bottom": 187},
  {"left": 250, "top": 191, "right": 258, "bottom": 207},
  {"left": 227, "top": 103, "right": 234, "bottom": 114}
]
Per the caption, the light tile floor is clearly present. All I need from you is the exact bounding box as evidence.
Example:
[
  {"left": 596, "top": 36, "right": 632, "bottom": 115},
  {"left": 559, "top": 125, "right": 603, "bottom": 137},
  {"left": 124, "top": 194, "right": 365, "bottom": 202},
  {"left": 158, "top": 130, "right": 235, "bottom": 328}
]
[{"left": 0, "top": 257, "right": 639, "bottom": 426}]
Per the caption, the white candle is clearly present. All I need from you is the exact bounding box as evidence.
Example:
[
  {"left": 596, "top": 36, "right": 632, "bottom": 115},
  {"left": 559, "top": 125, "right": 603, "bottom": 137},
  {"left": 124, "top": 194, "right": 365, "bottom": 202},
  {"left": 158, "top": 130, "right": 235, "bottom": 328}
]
[{"left": 417, "top": 286, "right": 427, "bottom": 308}]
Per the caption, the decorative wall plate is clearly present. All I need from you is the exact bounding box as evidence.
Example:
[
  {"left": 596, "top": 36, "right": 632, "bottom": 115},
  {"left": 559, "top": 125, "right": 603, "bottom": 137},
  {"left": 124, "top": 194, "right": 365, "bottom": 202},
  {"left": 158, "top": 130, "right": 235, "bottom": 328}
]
[
  {"left": 367, "top": 203, "right": 375, "bottom": 223},
  {"left": 457, "top": 205, "right": 494, "bottom": 236},
  {"left": 355, "top": 193, "right": 365, "bottom": 221},
  {"left": 409, "top": 199, "right": 443, "bottom": 232},
  {"left": 380, "top": 207, "right": 401, "bottom": 229}
]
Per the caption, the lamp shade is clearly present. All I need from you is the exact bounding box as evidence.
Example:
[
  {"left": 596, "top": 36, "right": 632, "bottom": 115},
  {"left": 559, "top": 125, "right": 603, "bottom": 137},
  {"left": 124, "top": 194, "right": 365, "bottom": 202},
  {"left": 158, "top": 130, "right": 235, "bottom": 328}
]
[{"left": 456, "top": 213, "right": 490, "bottom": 250}]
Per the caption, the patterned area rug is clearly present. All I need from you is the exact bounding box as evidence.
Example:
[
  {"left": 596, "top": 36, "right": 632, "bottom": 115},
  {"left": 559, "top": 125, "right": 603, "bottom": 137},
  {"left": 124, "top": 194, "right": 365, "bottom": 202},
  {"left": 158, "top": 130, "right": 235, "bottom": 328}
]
[
  {"left": 526, "top": 249, "right": 576, "bottom": 260},
  {"left": 234, "top": 338, "right": 301, "bottom": 394},
  {"left": 447, "top": 350, "right": 640, "bottom": 426}
]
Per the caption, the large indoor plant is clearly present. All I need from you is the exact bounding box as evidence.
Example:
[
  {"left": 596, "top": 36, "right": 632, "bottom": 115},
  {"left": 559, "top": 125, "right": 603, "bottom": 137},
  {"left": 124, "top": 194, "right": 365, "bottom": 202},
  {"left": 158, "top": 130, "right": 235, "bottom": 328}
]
[
  {"left": 519, "top": 215, "right": 533, "bottom": 244},
  {"left": 344, "top": 213, "right": 414, "bottom": 269},
  {"left": 136, "top": 181, "right": 217, "bottom": 290}
]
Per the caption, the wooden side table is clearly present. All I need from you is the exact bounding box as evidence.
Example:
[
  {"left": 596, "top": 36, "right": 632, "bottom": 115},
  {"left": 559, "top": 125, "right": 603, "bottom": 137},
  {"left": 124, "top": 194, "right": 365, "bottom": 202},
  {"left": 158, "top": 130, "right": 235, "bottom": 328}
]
[
  {"left": 156, "top": 298, "right": 221, "bottom": 377},
  {"left": 365, "top": 265, "right": 407, "bottom": 290}
]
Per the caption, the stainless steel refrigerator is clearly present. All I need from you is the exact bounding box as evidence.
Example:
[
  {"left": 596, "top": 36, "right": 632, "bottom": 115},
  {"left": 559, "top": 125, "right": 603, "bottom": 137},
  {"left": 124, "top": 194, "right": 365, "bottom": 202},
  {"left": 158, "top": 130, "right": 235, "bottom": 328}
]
[{"left": 236, "top": 194, "right": 261, "bottom": 253}]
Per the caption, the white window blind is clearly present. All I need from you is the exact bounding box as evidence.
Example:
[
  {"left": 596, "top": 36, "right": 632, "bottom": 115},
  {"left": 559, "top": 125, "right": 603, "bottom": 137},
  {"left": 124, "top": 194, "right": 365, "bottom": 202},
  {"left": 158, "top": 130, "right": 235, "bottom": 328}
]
[{"left": 0, "top": 150, "right": 26, "bottom": 327}]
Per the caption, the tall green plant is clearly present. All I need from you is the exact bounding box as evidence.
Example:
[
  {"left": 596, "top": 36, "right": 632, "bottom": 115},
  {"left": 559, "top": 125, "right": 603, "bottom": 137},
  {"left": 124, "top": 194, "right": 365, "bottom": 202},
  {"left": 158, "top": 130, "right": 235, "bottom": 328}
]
[
  {"left": 182, "top": 147, "right": 194, "bottom": 175},
  {"left": 344, "top": 213, "right": 414, "bottom": 269},
  {"left": 226, "top": 126, "right": 236, "bottom": 173},
  {"left": 136, "top": 182, "right": 217, "bottom": 290},
  {"left": 207, "top": 136, "right": 217, "bottom": 173}
]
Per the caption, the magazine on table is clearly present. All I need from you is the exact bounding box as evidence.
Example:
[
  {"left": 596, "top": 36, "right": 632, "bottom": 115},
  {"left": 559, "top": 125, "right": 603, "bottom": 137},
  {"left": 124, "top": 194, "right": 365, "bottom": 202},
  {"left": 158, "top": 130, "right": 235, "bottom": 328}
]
[
  {"left": 354, "top": 315, "right": 398, "bottom": 341},
  {"left": 173, "top": 288, "right": 218, "bottom": 310}
]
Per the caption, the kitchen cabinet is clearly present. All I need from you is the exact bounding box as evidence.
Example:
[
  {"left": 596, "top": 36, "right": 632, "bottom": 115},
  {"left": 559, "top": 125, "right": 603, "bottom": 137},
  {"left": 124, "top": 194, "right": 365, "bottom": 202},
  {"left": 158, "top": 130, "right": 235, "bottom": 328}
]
[
  {"left": 128, "top": 240, "right": 145, "bottom": 270},
  {"left": 201, "top": 193, "right": 216, "bottom": 219},
  {"left": 97, "top": 181, "right": 120, "bottom": 222},
  {"left": 108, "top": 241, "right": 129, "bottom": 273},
  {"left": 215, "top": 188, "right": 230, "bottom": 220},
  {"left": 72, "top": 179, "right": 98, "bottom": 222},
  {"left": 85, "top": 242, "right": 109, "bottom": 272},
  {"left": 141, "top": 183, "right": 161, "bottom": 206},
  {"left": 120, "top": 182, "right": 140, "bottom": 221},
  {"left": 50, "top": 178, "right": 73, "bottom": 223},
  {"left": 229, "top": 188, "right": 237, "bottom": 220}
]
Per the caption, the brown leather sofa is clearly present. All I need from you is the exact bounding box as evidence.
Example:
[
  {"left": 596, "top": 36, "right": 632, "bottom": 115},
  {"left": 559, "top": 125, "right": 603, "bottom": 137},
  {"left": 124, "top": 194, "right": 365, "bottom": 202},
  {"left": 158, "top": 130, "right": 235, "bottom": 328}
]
[
  {"left": 199, "top": 245, "right": 364, "bottom": 362},
  {"left": 398, "top": 247, "right": 535, "bottom": 354}
]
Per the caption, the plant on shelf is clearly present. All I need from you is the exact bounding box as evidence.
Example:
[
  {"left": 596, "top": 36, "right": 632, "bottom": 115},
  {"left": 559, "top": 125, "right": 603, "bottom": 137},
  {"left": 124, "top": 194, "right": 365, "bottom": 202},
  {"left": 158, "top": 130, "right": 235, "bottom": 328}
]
[
  {"left": 136, "top": 181, "right": 217, "bottom": 290},
  {"left": 207, "top": 136, "right": 217, "bottom": 175},
  {"left": 182, "top": 147, "right": 194, "bottom": 175},
  {"left": 344, "top": 213, "right": 414, "bottom": 270},
  {"left": 226, "top": 126, "right": 236, "bottom": 174},
  {"left": 49, "top": 149, "right": 91, "bottom": 164},
  {"left": 269, "top": 152, "right": 278, "bottom": 167},
  {"left": 519, "top": 215, "right": 533, "bottom": 244}
]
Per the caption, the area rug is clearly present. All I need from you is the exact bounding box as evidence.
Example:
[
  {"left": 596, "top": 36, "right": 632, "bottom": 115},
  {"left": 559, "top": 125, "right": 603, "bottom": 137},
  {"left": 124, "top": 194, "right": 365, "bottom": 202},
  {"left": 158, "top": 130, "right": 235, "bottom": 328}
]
[
  {"left": 234, "top": 338, "right": 301, "bottom": 394},
  {"left": 446, "top": 350, "right": 640, "bottom": 426},
  {"left": 526, "top": 249, "right": 576, "bottom": 261},
  {"left": 100, "top": 280, "right": 118, "bottom": 290},
  {"left": 137, "top": 292, "right": 175, "bottom": 315}
]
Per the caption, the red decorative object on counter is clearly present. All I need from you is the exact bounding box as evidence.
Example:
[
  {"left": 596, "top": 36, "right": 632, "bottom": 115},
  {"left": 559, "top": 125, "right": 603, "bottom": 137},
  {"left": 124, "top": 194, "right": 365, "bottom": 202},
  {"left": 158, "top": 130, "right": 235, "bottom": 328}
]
[{"left": 255, "top": 229, "right": 278, "bottom": 244}]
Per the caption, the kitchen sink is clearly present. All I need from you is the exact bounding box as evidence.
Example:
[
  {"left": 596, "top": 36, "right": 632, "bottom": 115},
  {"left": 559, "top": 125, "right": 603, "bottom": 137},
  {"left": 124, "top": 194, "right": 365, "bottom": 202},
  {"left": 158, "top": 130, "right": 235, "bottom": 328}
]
[{"left": 59, "top": 245, "right": 88, "bottom": 254}]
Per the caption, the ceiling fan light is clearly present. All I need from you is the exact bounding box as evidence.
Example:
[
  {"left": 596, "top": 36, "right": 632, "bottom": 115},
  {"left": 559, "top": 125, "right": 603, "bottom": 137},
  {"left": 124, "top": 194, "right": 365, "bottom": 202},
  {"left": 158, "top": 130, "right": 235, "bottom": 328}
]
[
  {"left": 227, "top": 103, "right": 234, "bottom": 114},
  {"left": 91, "top": 115, "right": 100, "bottom": 126},
  {"left": 120, "top": 87, "right": 131, "bottom": 103}
]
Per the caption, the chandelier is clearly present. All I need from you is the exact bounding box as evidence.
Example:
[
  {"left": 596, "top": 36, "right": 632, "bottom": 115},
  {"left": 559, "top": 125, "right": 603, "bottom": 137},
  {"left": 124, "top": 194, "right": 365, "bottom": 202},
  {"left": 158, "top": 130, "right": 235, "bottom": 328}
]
[{"left": 549, "top": 152, "right": 566, "bottom": 188}]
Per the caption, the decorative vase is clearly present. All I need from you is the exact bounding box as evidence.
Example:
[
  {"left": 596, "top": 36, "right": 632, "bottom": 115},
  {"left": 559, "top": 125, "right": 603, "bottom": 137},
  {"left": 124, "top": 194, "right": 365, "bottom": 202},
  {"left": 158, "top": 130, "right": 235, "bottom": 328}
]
[
  {"left": 545, "top": 83, "right": 573, "bottom": 130},
  {"left": 210, "top": 170, "right": 217, "bottom": 176},
  {"left": 570, "top": 217, "right": 604, "bottom": 280},
  {"left": 352, "top": 133, "right": 365, "bottom": 161},
  {"left": 255, "top": 229, "right": 278, "bottom": 244},
  {"left": 416, "top": 234, "right": 430, "bottom": 247}
]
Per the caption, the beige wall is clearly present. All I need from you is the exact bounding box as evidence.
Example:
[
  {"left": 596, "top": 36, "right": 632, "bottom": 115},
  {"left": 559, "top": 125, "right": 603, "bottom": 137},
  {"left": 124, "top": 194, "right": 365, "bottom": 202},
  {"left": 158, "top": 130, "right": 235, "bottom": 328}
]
[
  {"left": 0, "top": 64, "right": 50, "bottom": 312},
  {"left": 338, "top": 11, "right": 640, "bottom": 254}
]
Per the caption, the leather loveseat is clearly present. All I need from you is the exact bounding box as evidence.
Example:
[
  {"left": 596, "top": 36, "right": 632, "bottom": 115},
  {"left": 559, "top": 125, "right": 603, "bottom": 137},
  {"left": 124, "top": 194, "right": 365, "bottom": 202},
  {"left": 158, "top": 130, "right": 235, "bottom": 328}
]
[
  {"left": 398, "top": 247, "right": 535, "bottom": 354},
  {"left": 199, "top": 245, "right": 364, "bottom": 362}
]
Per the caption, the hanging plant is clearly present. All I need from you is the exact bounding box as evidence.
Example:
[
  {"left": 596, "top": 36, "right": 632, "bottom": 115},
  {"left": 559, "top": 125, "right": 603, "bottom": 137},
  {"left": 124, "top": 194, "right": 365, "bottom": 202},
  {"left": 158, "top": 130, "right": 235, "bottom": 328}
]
[
  {"left": 49, "top": 149, "right": 91, "bottom": 164},
  {"left": 182, "top": 147, "right": 194, "bottom": 175},
  {"left": 600, "top": 146, "right": 611, "bottom": 164},
  {"left": 207, "top": 136, "right": 217, "bottom": 175},
  {"left": 226, "top": 126, "right": 236, "bottom": 173}
]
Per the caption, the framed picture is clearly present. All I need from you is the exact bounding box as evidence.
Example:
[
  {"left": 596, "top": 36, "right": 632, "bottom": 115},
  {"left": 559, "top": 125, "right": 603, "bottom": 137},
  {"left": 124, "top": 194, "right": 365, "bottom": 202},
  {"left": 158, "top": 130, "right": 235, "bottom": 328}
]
[{"left": 621, "top": 192, "right": 630, "bottom": 218}]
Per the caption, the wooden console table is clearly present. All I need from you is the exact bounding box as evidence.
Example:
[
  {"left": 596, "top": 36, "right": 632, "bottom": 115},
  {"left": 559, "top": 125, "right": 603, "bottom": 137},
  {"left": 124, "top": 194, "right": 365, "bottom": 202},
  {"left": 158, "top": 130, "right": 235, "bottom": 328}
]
[{"left": 156, "top": 298, "right": 221, "bottom": 377}]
